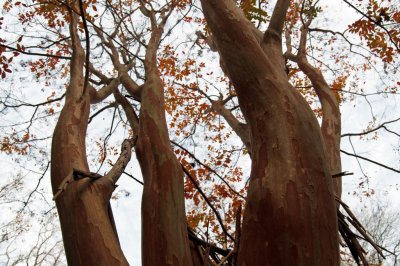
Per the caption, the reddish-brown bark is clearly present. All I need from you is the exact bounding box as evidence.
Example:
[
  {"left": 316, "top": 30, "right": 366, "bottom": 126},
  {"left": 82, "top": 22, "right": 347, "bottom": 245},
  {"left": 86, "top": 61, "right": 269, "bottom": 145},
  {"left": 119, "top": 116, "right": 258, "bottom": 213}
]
[
  {"left": 135, "top": 8, "right": 193, "bottom": 265},
  {"left": 50, "top": 1, "right": 343, "bottom": 265},
  {"left": 136, "top": 78, "right": 193, "bottom": 265},
  {"left": 51, "top": 11, "right": 128, "bottom": 266},
  {"left": 297, "top": 57, "right": 342, "bottom": 198},
  {"left": 200, "top": 1, "right": 340, "bottom": 265},
  {"left": 286, "top": 20, "right": 342, "bottom": 198}
]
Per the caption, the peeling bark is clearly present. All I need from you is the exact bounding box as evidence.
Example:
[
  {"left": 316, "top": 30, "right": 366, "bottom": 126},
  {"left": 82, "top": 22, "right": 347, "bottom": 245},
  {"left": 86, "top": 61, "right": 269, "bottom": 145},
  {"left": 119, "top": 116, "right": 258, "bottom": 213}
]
[
  {"left": 296, "top": 21, "right": 342, "bottom": 198},
  {"left": 200, "top": 1, "right": 339, "bottom": 265},
  {"left": 136, "top": 77, "right": 193, "bottom": 266},
  {"left": 51, "top": 10, "right": 128, "bottom": 266},
  {"left": 286, "top": 20, "right": 343, "bottom": 198},
  {"left": 135, "top": 6, "right": 193, "bottom": 265}
]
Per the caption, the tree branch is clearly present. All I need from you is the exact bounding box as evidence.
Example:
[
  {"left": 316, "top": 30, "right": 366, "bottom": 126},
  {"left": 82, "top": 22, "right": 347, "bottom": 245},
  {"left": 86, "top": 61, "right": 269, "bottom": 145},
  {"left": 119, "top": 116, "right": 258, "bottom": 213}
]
[
  {"left": 88, "top": 78, "right": 120, "bottom": 104},
  {"left": 340, "top": 149, "right": 400, "bottom": 173},
  {"left": 113, "top": 89, "right": 139, "bottom": 135},
  {"left": 211, "top": 99, "right": 251, "bottom": 151},
  {"left": 1, "top": 93, "right": 65, "bottom": 108},
  {"left": 341, "top": 117, "right": 400, "bottom": 138},
  {"left": 0, "top": 44, "right": 71, "bottom": 59},
  {"left": 104, "top": 138, "right": 136, "bottom": 184},
  {"left": 341, "top": 0, "right": 400, "bottom": 51},
  {"left": 122, "top": 171, "right": 144, "bottom": 185},
  {"left": 265, "top": 0, "right": 290, "bottom": 39},
  {"left": 88, "top": 102, "right": 118, "bottom": 124},
  {"left": 77, "top": 0, "right": 90, "bottom": 97}
]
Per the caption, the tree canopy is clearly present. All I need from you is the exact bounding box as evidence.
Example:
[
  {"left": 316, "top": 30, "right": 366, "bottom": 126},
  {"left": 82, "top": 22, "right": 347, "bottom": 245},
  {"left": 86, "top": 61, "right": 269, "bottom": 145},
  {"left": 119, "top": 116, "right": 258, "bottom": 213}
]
[{"left": 0, "top": 0, "right": 399, "bottom": 265}]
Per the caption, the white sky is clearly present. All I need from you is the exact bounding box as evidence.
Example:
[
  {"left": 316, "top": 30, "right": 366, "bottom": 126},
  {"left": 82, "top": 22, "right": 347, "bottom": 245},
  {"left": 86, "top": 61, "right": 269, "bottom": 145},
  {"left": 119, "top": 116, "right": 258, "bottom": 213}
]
[{"left": 0, "top": 0, "right": 399, "bottom": 265}]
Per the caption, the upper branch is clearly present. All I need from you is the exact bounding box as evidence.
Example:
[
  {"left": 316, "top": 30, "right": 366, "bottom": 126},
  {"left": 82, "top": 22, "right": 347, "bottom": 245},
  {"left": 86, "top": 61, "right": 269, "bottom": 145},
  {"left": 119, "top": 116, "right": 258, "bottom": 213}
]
[
  {"left": 77, "top": 0, "right": 90, "bottom": 97},
  {"left": 104, "top": 138, "right": 136, "bottom": 184},
  {"left": 67, "top": 8, "right": 86, "bottom": 99},
  {"left": 92, "top": 25, "right": 142, "bottom": 100},
  {"left": 265, "top": 0, "right": 290, "bottom": 40},
  {"left": 284, "top": 12, "right": 342, "bottom": 191},
  {"left": 88, "top": 78, "right": 120, "bottom": 104},
  {"left": 142, "top": 4, "right": 173, "bottom": 78},
  {"left": 0, "top": 44, "right": 71, "bottom": 59}
]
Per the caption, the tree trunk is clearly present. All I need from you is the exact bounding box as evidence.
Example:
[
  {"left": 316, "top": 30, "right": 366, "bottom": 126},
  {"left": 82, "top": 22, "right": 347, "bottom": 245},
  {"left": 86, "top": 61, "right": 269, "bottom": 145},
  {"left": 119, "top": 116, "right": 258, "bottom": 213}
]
[
  {"left": 135, "top": 20, "right": 193, "bottom": 266},
  {"left": 294, "top": 22, "right": 342, "bottom": 199},
  {"left": 51, "top": 11, "right": 128, "bottom": 266},
  {"left": 136, "top": 76, "right": 193, "bottom": 266},
  {"left": 200, "top": 1, "right": 340, "bottom": 265}
]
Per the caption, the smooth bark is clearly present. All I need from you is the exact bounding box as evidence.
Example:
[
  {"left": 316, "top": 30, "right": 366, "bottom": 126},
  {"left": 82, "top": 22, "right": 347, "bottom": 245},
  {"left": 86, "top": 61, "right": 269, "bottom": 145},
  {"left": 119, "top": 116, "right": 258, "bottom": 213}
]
[
  {"left": 200, "top": 1, "right": 340, "bottom": 265},
  {"left": 135, "top": 6, "right": 193, "bottom": 265},
  {"left": 285, "top": 19, "right": 342, "bottom": 198},
  {"left": 51, "top": 10, "right": 128, "bottom": 266}
]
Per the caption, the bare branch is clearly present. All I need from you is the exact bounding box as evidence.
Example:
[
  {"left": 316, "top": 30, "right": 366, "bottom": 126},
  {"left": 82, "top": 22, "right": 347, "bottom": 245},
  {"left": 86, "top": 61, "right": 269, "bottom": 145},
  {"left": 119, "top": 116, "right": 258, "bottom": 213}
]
[
  {"left": 265, "top": 0, "right": 290, "bottom": 39},
  {"left": 340, "top": 149, "right": 400, "bottom": 174},
  {"left": 22, "top": 162, "right": 50, "bottom": 209},
  {"left": 122, "top": 171, "right": 144, "bottom": 185},
  {"left": 341, "top": 117, "right": 400, "bottom": 138},
  {"left": 77, "top": 0, "right": 90, "bottom": 97},
  {"left": 88, "top": 102, "right": 118, "bottom": 124},
  {"left": 104, "top": 138, "right": 136, "bottom": 184},
  {"left": 113, "top": 90, "right": 139, "bottom": 134},
  {"left": 1, "top": 93, "right": 65, "bottom": 108},
  {"left": 89, "top": 78, "right": 120, "bottom": 104}
]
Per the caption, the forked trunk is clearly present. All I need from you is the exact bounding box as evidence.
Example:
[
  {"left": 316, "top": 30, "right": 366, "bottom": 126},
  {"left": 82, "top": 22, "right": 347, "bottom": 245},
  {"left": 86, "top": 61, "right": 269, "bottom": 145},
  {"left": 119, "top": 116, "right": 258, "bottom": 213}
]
[
  {"left": 200, "top": 1, "right": 340, "bottom": 265},
  {"left": 51, "top": 95, "right": 128, "bottom": 265},
  {"left": 135, "top": 23, "right": 193, "bottom": 265},
  {"left": 50, "top": 11, "right": 128, "bottom": 265}
]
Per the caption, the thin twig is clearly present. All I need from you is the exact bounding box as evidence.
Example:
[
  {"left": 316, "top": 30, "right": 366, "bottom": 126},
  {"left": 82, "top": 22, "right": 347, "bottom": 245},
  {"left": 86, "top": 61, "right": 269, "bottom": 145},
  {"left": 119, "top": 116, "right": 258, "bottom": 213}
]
[
  {"left": 340, "top": 149, "right": 400, "bottom": 173},
  {"left": 1, "top": 93, "right": 66, "bottom": 108},
  {"left": 122, "top": 171, "right": 144, "bottom": 185},
  {"left": 341, "top": 0, "right": 400, "bottom": 51},
  {"left": 181, "top": 164, "right": 234, "bottom": 242},
  {"left": 171, "top": 140, "right": 245, "bottom": 200},
  {"left": 0, "top": 44, "right": 71, "bottom": 59},
  {"left": 342, "top": 117, "right": 400, "bottom": 138}
]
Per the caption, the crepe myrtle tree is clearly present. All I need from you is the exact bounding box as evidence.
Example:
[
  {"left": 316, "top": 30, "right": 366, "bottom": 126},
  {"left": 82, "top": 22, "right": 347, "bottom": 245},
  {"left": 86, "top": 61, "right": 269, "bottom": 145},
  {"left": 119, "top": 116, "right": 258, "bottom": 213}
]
[{"left": 0, "top": 0, "right": 399, "bottom": 265}]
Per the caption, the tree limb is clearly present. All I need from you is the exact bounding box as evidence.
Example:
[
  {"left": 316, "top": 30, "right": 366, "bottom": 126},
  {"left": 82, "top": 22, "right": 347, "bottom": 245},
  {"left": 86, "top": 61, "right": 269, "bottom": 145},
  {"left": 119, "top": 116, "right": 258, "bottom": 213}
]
[
  {"left": 341, "top": 117, "right": 400, "bottom": 138},
  {"left": 104, "top": 138, "right": 136, "bottom": 184},
  {"left": 340, "top": 149, "right": 400, "bottom": 173},
  {"left": 265, "top": 0, "right": 290, "bottom": 39},
  {"left": 89, "top": 78, "right": 120, "bottom": 104},
  {"left": 77, "top": 0, "right": 90, "bottom": 97},
  {"left": 0, "top": 44, "right": 71, "bottom": 59}
]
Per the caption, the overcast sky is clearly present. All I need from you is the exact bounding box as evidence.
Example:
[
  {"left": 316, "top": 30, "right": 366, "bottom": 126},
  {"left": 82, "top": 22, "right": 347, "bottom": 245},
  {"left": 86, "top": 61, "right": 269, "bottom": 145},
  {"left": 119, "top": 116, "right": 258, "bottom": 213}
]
[{"left": 0, "top": 0, "right": 399, "bottom": 265}]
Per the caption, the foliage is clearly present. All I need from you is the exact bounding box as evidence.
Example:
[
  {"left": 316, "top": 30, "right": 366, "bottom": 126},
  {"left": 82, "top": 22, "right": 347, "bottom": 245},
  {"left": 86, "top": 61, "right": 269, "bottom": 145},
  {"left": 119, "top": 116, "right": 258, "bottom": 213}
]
[{"left": 0, "top": 0, "right": 399, "bottom": 264}]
